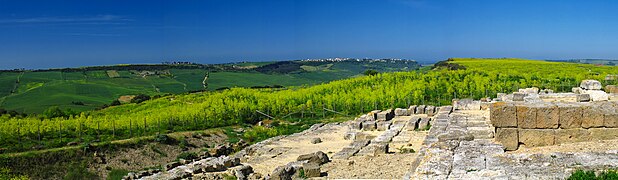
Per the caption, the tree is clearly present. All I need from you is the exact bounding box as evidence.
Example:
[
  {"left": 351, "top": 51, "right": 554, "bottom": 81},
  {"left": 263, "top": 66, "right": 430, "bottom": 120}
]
[
  {"left": 131, "top": 94, "right": 151, "bottom": 103},
  {"left": 363, "top": 69, "right": 379, "bottom": 76}
]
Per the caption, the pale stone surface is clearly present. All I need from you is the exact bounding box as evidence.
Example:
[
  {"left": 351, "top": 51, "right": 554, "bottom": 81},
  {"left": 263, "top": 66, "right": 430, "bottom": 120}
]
[
  {"left": 604, "top": 113, "right": 618, "bottom": 128},
  {"left": 518, "top": 87, "right": 539, "bottom": 94},
  {"left": 536, "top": 104, "right": 559, "bottom": 129},
  {"left": 555, "top": 129, "right": 590, "bottom": 144},
  {"left": 589, "top": 128, "right": 618, "bottom": 140},
  {"left": 558, "top": 103, "right": 583, "bottom": 129},
  {"left": 581, "top": 89, "right": 609, "bottom": 101},
  {"left": 495, "top": 128, "right": 518, "bottom": 151},
  {"left": 577, "top": 94, "right": 591, "bottom": 102},
  {"left": 490, "top": 102, "right": 517, "bottom": 128},
  {"left": 580, "top": 79, "right": 603, "bottom": 90},
  {"left": 516, "top": 105, "right": 536, "bottom": 129},
  {"left": 518, "top": 129, "right": 555, "bottom": 147},
  {"left": 582, "top": 105, "right": 604, "bottom": 128},
  {"left": 513, "top": 92, "right": 526, "bottom": 101}
]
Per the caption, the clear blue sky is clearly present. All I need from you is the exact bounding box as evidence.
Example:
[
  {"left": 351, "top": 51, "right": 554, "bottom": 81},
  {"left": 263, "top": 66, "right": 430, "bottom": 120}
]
[{"left": 1, "top": 0, "right": 618, "bottom": 69}]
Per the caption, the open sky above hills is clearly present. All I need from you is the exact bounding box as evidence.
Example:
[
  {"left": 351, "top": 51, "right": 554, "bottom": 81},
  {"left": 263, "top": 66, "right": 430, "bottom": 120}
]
[{"left": 2, "top": 0, "right": 618, "bottom": 69}]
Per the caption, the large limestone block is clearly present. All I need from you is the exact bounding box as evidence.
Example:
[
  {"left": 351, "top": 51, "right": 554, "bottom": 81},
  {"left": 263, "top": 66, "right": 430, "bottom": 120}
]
[
  {"left": 377, "top": 109, "right": 393, "bottom": 121},
  {"left": 580, "top": 79, "right": 602, "bottom": 90},
  {"left": 516, "top": 105, "right": 536, "bottom": 129},
  {"left": 572, "top": 87, "right": 582, "bottom": 94},
  {"left": 490, "top": 102, "right": 517, "bottom": 128},
  {"left": 536, "top": 104, "right": 559, "bottom": 129},
  {"left": 555, "top": 129, "right": 591, "bottom": 144},
  {"left": 454, "top": 98, "right": 480, "bottom": 110},
  {"left": 581, "top": 89, "right": 609, "bottom": 101},
  {"left": 582, "top": 105, "right": 604, "bottom": 128},
  {"left": 513, "top": 93, "right": 526, "bottom": 101},
  {"left": 604, "top": 113, "right": 618, "bottom": 128},
  {"left": 576, "top": 94, "right": 591, "bottom": 102},
  {"left": 362, "top": 121, "right": 376, "bottom": 131},
  {"left": 416, "top": 105, "right": 426, "bottom": 114},
  {"left": 519, "top": 87, "right": 539, "bottom": 94},
  {"left": 405, "top": 117, "right": 420, "bottom": 131},
  {"left": 376, "top": 121, "right": 392, "bottom": 131},
  {"left": 418, "top": 118, "right": 431, "bottom": 130},
  {"left": 425, "top": 106, "right": 436, "bottom": 116},
  {"left": 518, "top": 129, "right": 555, "bottom": 147},
  {"left": 495, "top": 128, "right": 518, "bottom": 151},
  {"left": 589, "top": 128, "right": 618, "bottom": 140},
  {"left": 394, "top": 108, "right": 409, "bottom": 116},
  {"left": 558, "top": 103, "right": 583, "bottom": 129},
  {"left": 408, "top": 105, "right": 417, "bottom": 114}
]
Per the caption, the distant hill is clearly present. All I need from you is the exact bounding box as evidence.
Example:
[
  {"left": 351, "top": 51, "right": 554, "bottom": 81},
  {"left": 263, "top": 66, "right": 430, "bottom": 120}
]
[{"left": 0, "top": 58, "right": 419, "bottom": 113}]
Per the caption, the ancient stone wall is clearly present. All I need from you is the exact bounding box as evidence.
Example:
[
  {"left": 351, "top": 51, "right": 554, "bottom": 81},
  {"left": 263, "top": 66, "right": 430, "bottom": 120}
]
[{"left": 491, "top": 101, "right": 618, "bottom": 150}]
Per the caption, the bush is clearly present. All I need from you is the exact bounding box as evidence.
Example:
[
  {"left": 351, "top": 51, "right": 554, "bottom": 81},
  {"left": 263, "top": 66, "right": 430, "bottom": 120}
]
[
  {"left": 63, "top": 162, "right": 98, "bottom": 180},
  {"left": 568, "top": 169, "right": 618, "bottom": 180},
  {"left": 363, "top": 69, "right": 379, "bottom": 76},
  {"left": 130, "top": 94, "right": 151, "bottom": 103},
  {"left": 106, "top": 169, "right": 130, "bottom": 180}
]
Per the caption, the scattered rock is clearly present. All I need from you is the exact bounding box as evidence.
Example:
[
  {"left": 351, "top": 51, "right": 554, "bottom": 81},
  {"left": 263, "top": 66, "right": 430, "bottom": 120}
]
[
  {"left": 297, "top": 151, "right": 330, "bottom": 165},
  {"left": 303, "top": 163, "right": 321, "bottom": 178},
  {"left": 165, "top": 161, "right": 181, "bottom": 171},
  {"left": 311, "top": 138, "right": 322, "bottom": 144}
]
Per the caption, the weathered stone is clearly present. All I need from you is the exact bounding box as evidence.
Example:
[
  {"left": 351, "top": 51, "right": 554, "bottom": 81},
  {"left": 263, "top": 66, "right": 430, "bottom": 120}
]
[
  {"left": 165, "top": 161, "right": 181, "bottom": 171},
  {"left": 582, "top": 105, "right": 604, "bottom": 128},
  {"left": 490, "top": 102, "right": 517, "bottom": 128},
  {"left": 408, "top": 105, "right": 417, "bottom": 114},
  {"left": 580, "top": 79, "right": 602, "bottom": 90},
  {"left": 605, "top": 85, "right": 618, "bottom": 93},
  {"left": 519, "top": 87, "right": 539, "bottom": 94},
  {"left": 495, "top": 128, "right": 518, "bottom": 151},
  {"left": 536, "top": 104, "right": 559, "bottom": 129},
  {"left": 310, "top": 138, "right": 322, "bottom": 144},
  {"left": 604, "top": 113, "right": 618, "bottom": 128},
  {"left": 480, "top": 102, "right": 491, "bottom": 110},
  {"left": 416, "top": 105, "right": 426, "bottom": 114},
  {"left": 519, "top": 129, "right": 555, "bottom": 147},
  {"left": 425, "top": 106, "right": 436, "bottom": 116},
  {"left": 361, "top": 121, "right": 376, "bottom": 131},
  {"left": 229, "top": 165, "right": 254, "bottom": 180},
  {"left": 558, "top": 103, "right": 583, "bottom": 129},
  {"left": 349, "top": 120, "right": 362, "bottom": 130},
  {"left": 513, "top": 93, "right": 526, "bottom": 101},
  {"left": 377, "top": 121, "right": 392, "bottom": 131},
  {"left": 343, "top": 131, "right": 356, "bottom": 140},
  {"left": 418, "top": 118, "right": 431, "bottom": 130},
  {"left": 406, "top": 117, "right": 420, "bottom": 131},
  {"left": 577, "top": 94, "right": 591, "bottom": 102},
  {"left": 394, "top": 108, "right": 409, "bottom": 116},
  {"left": 573, "top": 87, "right": 582, "bottom": 94},
  {"left": 302, "top": 163, "right": 321, "bottom": 178},
  {"left": 296, "top": 151, "right": 330, "bottom": 165},
  {"left": 270, "top": 164, "right": 299, "bottom": 180},
  {"left": 588, "top": 128, "right": 618, "bottom": 140},
  {"left": 555, "top": 129, "right": 590, "bottom": 144},
  {"left": 359, "top": 143, "right": 388, "bottom": 156},
  {"left": 377, "top": 109, "right": 394, "bottom": 121},
  {"left": 581, "top": 89, "right": 609, "bottom": 101},
  {"left": 223, "top": 157, "right": 241, "bottom": 167},
  {"left": 354, "top": 132, "right": 375, "bottom": 140},
  {"left": 516, "top": 105, "right": 536, "bottom": 129}
]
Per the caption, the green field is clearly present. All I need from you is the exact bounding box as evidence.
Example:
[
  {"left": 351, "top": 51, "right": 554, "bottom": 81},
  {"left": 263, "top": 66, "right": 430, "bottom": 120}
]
[{"left": 0, "top": 60, "right": 420, "bottom": 113}]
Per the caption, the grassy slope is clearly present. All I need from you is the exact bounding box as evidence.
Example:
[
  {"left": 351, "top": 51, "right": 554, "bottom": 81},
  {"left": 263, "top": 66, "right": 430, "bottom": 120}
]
[{"left": 1, "top": 61, "right": 419, "bottom": 113}]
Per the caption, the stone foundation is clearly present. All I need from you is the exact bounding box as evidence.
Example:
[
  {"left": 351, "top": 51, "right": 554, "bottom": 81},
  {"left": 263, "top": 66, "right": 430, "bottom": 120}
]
[{"left": 491, "top": 101, "right": 618, "bottom": 150}]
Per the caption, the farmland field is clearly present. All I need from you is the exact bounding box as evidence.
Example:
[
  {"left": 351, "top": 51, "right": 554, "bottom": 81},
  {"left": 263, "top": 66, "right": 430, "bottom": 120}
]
[{"left": 0, "top": 59, "right": 420, "bottom": 113}]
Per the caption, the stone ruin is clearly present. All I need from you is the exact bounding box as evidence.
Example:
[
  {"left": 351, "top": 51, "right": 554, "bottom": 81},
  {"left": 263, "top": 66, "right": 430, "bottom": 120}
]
[
  {"left": 334, "top": 105, "right": 439, "bottom": 159},
  {"left": 489, "top": 79, "right": 618, "bottom": 150}
]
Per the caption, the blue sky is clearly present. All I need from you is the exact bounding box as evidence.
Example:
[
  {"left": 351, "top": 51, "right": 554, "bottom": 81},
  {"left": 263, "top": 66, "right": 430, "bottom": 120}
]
[{"left": 1, "top": 0, "right": 618, "bottom": 69}]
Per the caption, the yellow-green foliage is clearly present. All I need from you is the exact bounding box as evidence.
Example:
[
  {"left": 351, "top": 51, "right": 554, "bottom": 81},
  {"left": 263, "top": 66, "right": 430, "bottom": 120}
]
[{"left": 2, "top": 58, "right": 618, "bottom": 153}]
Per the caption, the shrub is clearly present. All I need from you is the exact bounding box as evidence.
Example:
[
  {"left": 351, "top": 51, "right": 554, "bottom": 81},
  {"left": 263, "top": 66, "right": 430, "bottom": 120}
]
[
  {"left": 154, "top": 134, "right": 174, "bottom": 145},
  {"left": 130, "top": 94, "right": 151, "bottom": 103},
  {"left": 176, "top": 152, "right": 198, "bottom": 160},
  {"left": 363, "top": 69, "right": 379, "bottom": 76}
]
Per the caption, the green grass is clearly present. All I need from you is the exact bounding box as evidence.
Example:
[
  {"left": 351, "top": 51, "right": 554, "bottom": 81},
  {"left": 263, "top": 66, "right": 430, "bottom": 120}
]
[
  {"left": 568, "top": 169, "right": 618, "bottom": 180},
  {"left": 107, "top": 169, "right": 130, "bottom": 180}
]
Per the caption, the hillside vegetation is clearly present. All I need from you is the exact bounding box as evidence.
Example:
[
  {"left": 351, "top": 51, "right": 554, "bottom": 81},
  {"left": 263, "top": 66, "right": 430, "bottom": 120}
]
[
  {"left": 1, "top": 58, "right": 617, "bottom": 154},
  {"left": 0, "top": 59, "right": 419, "bottom": 113}
]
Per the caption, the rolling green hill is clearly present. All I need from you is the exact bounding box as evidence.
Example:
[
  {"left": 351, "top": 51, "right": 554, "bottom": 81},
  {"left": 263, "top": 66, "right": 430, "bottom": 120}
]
[{"left": 0, "top": 59, "right": 420, "bottom": 113}]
